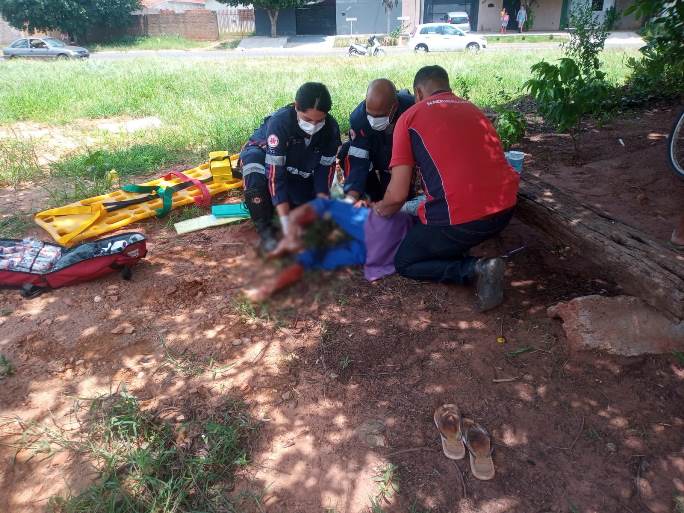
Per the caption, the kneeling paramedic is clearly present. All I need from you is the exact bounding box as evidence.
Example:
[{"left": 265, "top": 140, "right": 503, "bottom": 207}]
[
  {"left": 373, "top": 65, "right": 520, "bottom": 311},
  {"left": 338, "top": 79, "right": 414, "bottom": 202},
  {"left": 240, "top": 82, "right": 341, "bottom": 252}
]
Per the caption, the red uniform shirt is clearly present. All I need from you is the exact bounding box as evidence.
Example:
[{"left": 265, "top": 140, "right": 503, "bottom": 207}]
[{"left": 390, "top": 91, "right": 520, "bottom": 226}]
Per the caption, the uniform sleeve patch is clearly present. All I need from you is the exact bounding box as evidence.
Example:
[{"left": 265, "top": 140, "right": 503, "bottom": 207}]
[{"left": 267, "top": 134, "right": 279, "bottom": 148}]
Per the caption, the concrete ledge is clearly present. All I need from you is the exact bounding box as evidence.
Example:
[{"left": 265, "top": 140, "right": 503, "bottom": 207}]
[{"left": 238, "top": 36, "right": 288, "bottom": 50}]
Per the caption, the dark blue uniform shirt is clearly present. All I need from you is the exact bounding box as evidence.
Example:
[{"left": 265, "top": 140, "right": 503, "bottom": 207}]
[
  {"left": 247, "top": 105, "right": 340, "bottom": 206},
  {"left": 344, "top": 90, "right": 414, "bottom": 195}
]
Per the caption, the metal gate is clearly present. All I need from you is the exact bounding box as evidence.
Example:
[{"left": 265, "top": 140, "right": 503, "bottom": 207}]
[{"left": 295, "top": 0, "right": 336, "bottom": 35}]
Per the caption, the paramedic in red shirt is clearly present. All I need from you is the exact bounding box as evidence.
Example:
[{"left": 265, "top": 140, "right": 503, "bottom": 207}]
[{"left": 373, "top": 65, "right": 520, "bottom": 311}]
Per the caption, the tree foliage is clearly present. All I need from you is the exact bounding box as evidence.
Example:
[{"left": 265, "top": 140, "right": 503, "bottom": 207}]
[
  {"left": 624, "top": 0, "right": 684, "bottom": 100},
  {"left": 526, "top": 2, "right": 614, "bottom": 158},
  {"left": 0, "top": 0, "right": 140, "bottom": 41}
]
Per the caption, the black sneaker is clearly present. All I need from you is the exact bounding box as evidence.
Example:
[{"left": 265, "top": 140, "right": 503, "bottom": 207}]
[
  {"left": 474, "top": 257, "right": 506, "bottom": 311},
  {"left": 258, "top": 227, "right": 278, "bottom": 254}
]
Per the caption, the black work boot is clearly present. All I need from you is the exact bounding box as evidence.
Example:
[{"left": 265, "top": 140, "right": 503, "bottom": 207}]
[
  {"left": 244, "top": 187, "right": 278, "bottom": 254},
  {"left": 473, "top": 257, "right": 506, "bottom": 312}
]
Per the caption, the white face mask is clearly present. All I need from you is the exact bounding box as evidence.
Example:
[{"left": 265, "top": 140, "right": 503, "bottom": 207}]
[
  {"left": 298, "top": 117, "right": 325, "bottom": 136},
  {"left": 367, "top": 115, "right": 390, "bottom": 131}
]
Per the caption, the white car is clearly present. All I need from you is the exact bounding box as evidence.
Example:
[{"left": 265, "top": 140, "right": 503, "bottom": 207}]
[{"left": 409, "top": 23, "right": 487, "bottom": 53}]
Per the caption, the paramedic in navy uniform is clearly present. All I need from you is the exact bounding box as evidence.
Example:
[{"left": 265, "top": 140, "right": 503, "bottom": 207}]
[
  {"left": 337, "top": 79, "right": 414, "bottom": 202},
  {"left": 240, "top": 82, "right": 341, "bottom": 252}
]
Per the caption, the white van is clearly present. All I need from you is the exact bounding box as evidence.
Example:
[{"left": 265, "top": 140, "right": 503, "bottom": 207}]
[{"left": 447, "top": 11, "right": 471, "bottom": 32}]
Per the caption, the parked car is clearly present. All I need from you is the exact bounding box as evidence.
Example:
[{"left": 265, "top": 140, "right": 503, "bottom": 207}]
[
  {"left": 447, "top": 11, "right": 471, "bottom": 32},
  {"left": 409, "top": 23, "right": 487, "bottom": 53},
  {"left": 2, "top": 37, "right": 89, "bottom": 60}
]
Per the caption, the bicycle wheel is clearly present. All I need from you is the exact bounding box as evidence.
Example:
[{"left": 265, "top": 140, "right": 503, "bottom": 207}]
[{"left": 668, "top": 109, "right": 684, "bottom": 179}]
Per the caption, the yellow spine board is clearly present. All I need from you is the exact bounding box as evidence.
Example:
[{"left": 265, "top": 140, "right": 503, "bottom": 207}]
[{"left": 35, "top": 155, "right": 242, "bottom": 246}]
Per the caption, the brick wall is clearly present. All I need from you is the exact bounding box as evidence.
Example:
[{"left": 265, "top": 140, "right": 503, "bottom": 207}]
[{"left": 138, "top": 9, "right": 219, "bottom": 40}]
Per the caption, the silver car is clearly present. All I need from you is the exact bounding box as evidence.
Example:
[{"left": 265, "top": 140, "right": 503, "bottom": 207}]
[{"left": 2, "top": 37, "right": 89, "bottom": 60}]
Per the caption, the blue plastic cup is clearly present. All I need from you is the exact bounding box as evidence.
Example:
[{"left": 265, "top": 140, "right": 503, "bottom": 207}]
[{"left": 505, "top": 151, "right": 525, "bottom": 173}]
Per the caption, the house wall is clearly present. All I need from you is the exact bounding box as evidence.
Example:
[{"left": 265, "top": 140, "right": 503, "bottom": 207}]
[
  {"left": 614, "top": 0, "right": 641, "bottom": 28},
  {"left": 254, "top": 8, "right": 297, "bottom": 36},
  {"left": 125, "top": 10, "right": 219, "bottom": 39},
  {"left": 0, "top": 17, "right": 22, "bottom": 44},
  {"left": 477, "top": 0, "right": 565, "bottom": 31},
  {"left": 336, "top": 0, "right": 402, "bottom": 35},
  {"left": 401, "top": 0, "right": 422, "bottom": 32}
]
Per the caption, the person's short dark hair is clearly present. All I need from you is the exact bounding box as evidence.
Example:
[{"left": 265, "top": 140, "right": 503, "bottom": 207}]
[
  {"left": 295, "top": 82, "right": 332, "bottom": 113},
  {"left": 413, "top": 65, "right": 450, "bottom": 89}
]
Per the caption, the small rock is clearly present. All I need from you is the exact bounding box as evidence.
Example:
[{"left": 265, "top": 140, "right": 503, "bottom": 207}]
[
  {"left": 328, "top": 371, "right": 339, "bottom": 379},
  {"left": 356, "top": 419, "right": 387, "bottom": 449},
  {"left": 42, "top": 318, "right": 53, "bottom": 326},
  {"left": 75, "top": 359, "right": 84, "bottom": 366},
  {"left": 94, "top": 295, "right": 103, "bottom": 303},
  {"left": 232, "top": 339, "right": 243, "bottom": 346},
  {"left": 606, "top": 442, "right": 617, "bottom": 453},
  {"left": 175, "top": 414, "right": 186, "bottom": 422},
  {"left": 63, "top": 368, "right": 74, "bottom": 380},
  {"left": 241, "top": 337, "right": 251, "bottom": 344},
  {"left": 523, "top": 374, "right": 534, "bottom": 382},
  {"left": 548, "top": 295, "right": 684, "bottom": 356},
  {"left": 47, "top": 360, "right": 66, "bottom": 373},
  {"left": 111, "top": 323, "right": 135, "bottom": 335},
  {"left": 137, "top": 371, "right": 145, "bottom": 379},
  {"left": 281, "top": 391, "right": 294, "bottom": 401}
]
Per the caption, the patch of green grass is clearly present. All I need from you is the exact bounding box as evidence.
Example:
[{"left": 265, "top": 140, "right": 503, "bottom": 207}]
[
  {"left": 672, "top": 351, "right": 684, "bottom": 366},
  {"left": 0, "top": 354, "right": 14, "bottom": 380},
  {"left": 213, "top": 38, "right": 242, "bottom": 50},
  {"left": 91, "top": 35, "right": 210, "bottom": 52},
  {"left": 0, "top": 51, "right": 637, "bottom": 193},
  {"left": 48, "top": 142, "right": 191, "bottom": 205},
  {"left": 0, "top": 214, "right": 32, "bottom": 238},
  {"left": 373, "top": 463, "right": 399, "bottom": 503},
  {"left": 165, "top": 204, "right": 206, "bottom": 229},
  {"left": 0, "top": 137, "right": 42, "bottom": 185},
  {"left": 505, "top": 346, "right": 534, "bottom": 357},
  {"left": 339, "top": 355, "right": 352, "bottom": 370},
  {"left": 408, "top": 500, "right": 434, "bottom": 513},
  {"left": 12, "top": 390, "right": 259, "bottom": 513},
  {"left": 487, "top": 34, "right": 568, "bottom": 44},
  {"left": 674, "top": 495, "right": 684, "bottom": 513}
]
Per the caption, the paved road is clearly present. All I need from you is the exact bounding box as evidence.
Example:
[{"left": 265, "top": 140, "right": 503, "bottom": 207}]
[{"left": 1, "top": 37, "right": 643, "bottom": 62}]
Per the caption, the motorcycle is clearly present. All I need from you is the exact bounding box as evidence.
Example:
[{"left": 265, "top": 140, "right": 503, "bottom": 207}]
[{"left": 348, "top": 35, "right": 385, "bottom": 57}]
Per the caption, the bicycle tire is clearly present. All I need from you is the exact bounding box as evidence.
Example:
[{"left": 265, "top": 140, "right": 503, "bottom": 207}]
[{"left": 667, "top": 108, "right": 684, "bottom": 179}]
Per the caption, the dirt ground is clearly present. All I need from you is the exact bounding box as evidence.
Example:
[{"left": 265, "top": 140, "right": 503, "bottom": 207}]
[{"left": 1, "top": 105, "right": 683, "bottom": 513}]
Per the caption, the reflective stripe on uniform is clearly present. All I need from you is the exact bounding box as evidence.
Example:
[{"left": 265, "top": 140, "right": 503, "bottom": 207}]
[
  {"left": 348, "top": 146, "right": 370, "bottom": 159},
  {"left": 286, "top": 166, "right": 312, "bottom": 179},
  {"left": 242, "top": 163, "right": 266, "bottom": 176},
  {"left": 265, "top": 154, "right": 286, "bottom": 165},
  {"left": 320, "top": 155, "right": 336, "bottom": 166}
]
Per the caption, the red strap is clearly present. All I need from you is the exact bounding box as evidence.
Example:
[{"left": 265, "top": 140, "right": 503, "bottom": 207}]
[{"left": 163, "top": 170, "right": 211, "bottom": 207}]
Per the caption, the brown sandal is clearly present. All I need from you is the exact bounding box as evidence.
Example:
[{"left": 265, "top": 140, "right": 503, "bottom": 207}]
[
  {"left": 463, "top": 421, "right": 495, "bottom": 480},
  {"left": 434, "top": 404, "right": 465, "bottom": 460}
]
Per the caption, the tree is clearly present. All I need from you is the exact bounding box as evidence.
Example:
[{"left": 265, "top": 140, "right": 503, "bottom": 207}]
[
  {"left": 0, "top": 0, "right": 140, "bottom": 42},
  {"left": 216, "top": 0, "right": 305, "bottom": 38},
  {"left": 623, "top": 0, "right": 684, "bottom": 99}
]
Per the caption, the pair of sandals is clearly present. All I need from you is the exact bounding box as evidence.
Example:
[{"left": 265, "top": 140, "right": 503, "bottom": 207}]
[{"left": 434, "top": 404, "right": 495, "bottom": 481}]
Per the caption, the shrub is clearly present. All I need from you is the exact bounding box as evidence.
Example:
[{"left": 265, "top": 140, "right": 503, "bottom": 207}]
[
  {"left": 623, "top": 0, "right": 684, "bottom": 101},
  {"left": 526, "top": 58, "right": 611, "bottom": 157},
  {"left": 563, "top": 1, "right": 615, "bottom": 76},
  {"left": 495, "top": 110, "right": 526, "bottom": 150}
]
